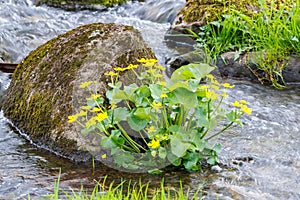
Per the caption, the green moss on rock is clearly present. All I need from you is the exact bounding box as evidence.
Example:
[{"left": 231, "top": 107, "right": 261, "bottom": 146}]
[
  {"left": 1, "top": 22, "right": 156, "bottom": 162},
  {"left": 173, "top": 0, "right": 295, "bottom": 30}
]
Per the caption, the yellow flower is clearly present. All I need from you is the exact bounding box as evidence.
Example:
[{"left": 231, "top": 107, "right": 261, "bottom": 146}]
[
  {"left": 199, "top": 85, "right": 209, "bottom": 90},
  {"left": 206, "top": 90, "right": 218, "bottom": 100},
  {"left": 221, "top": 91, "right": 229, "bottom": 98},
  {"left": 81, "top": 106, "right": 91, "bottom": 110},
  {"left": 151, "top": 101, "right": 162, "bottom": 111},
  {"left": 68, "top": 115, "right": 78, "bottom": 123},
  {"left": 142, "top": 59, "right": 158, "bottom": 67},
  {"left": 240, "top": 100, "right": 248, "bottom": 105},
  {"left": 241, "top": 105, "right": 252, "bottom": 115},
  {"left": 160, "top": 93, "right": 168, "bottom": 98},
  {"left": 96, "top": 112, "right": 108, "bottom": 122},
  {"left": 105, "top": 71, "right": 118, "bottom": 77},
  {"left": 154, "top": 64, "right": 166, "bottom": 71},
  {"left": 206, "top": 74, "right": 214, "bottom": 80},
  {"left": 146, "top": 69, "right": 156, "bottom": 74},
  {"left": 85, "top": 117, "right": 97, "bottom": 128},
  {"left": 77, "top": 110, "right": 87, "bottom": 117},
  {"left": 162, "top": 134, "right": 168, "bottom": 140},
  {"left": 148, "top": 139, "right": 160, "bottom": 149},
  {"left": 232, "top": 101, "right": 241, "bottom": 107},
  {"left": 223, "top": 83, "right": 235, "bottom": 89},
  {"left": 86, "top": 94, "right": 101, "bottom": 100},
  {"left": 137, "top": 58, "right": 147, "bottom": 63},
  {"left": 137, "top": 58, "right": 158, "bottom": 63},
  {"left": 113, "top": 67, "right": 127, "bottom": 72},
  {"left": 126, "top": 64, "right": 138, "bottom": 70},
  {"left": 154, "top": 74, "right": 163, "bottom": 78},
  {"left": 92, "top": 107, "right": 102, "bottom": 112},
  {"left": 110, "top": 103, "right": 117, "bottom": 109},
  {"left": 146, "top": 126, "right": 156, "bottom": 133},
  {"left": 211, "top": 85, "right": 220, "bottom": 91},
  {"left": 79, "top": 81, "right": 93, "bottom": 89},
  {"left": 101, "top": 154, "right": 107, "bottom": 159}
]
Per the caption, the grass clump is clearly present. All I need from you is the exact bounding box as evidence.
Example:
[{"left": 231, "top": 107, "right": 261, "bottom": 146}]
[
  {"left": 191, "top": 0, "right": 300, "bottom": 88},
  {"left": 41, "top": 173, "right": 203, "bottom": 200}
]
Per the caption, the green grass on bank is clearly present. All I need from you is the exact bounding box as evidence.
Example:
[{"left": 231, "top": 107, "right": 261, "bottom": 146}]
[
  {"left": 34, "top": 172, "right": 203, "bottom": 200},
  {"left": 192, "top": 0, "right": 300, "bottom": 88}
]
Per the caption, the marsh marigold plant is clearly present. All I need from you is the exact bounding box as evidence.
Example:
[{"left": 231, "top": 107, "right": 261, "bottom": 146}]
[{"left": 68, "top": 59, "right": 251, "bottom": 172}]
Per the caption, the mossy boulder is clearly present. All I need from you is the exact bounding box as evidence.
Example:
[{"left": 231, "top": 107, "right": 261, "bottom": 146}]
[
  {"left": 171, "top": 0, "right": 295, "bottom": 33},
  {"left": 1, "top": 22, "right": 156, "bottom": 162},
  {"left": 35, "top": 0, "right": 128, "bottom": 10}
]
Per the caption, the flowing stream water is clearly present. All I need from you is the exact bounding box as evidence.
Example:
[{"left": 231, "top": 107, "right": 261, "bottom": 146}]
[{"left": 0, "top": 0, "right": 300, "bottom": 199}]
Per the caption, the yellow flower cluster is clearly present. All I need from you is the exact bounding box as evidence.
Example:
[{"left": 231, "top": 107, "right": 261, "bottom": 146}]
[
  {"left": 146, "top": 126, "right": 156, "bottom": 133},
  {"left": 85, "top": 111, "right": 108, "bottom": 128},
  {"left": 67, "top": 110, "right": 87, "bottom": 123},
  {"left": 151, "top": 101, "right": 162, "bottom": 111},
  {"left": 79, "top": 81, "right": 96, "bottom": 89},
  {"left": 105, "top": 71, "right": 118, "bottom": 77},
  {"left": 155, "top": 133, "right": 168, "bottom": 141},
  {"left": 232, "top": 100, "right": 252, "bottom": 115},
  {"left": 137, "top": 58, "right": 158, "bottom": 66},
  {"left": 86, "top": 94, "right": 101, "bottom": 101},
  {"left": 199, "top": 74, "right": 235, "bottom": 101},
  {"left": 104, "top": 63, "right": 139, "bottom": 78},
  {"left": 148, "top": 139, "right": 160, "bottom": 149}
]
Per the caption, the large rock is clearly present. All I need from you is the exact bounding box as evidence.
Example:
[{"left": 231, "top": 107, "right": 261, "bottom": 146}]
[
  {"left": 168, "top": 51, "right": 300, "bottom": 87},
  {"left": 171, "top": 0, "right": 295, "bottom": 34},
  {"left": 1, "top": 23, "right": 156, "bottom": 161}
]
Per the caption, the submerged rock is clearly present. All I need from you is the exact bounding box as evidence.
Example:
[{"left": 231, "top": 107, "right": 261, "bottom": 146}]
[
  {"left": 1, "top": 22, "right": 156, "bottom": 162},
  {"left": 168, "top": 50, "right": 300, "bottom": 86}
]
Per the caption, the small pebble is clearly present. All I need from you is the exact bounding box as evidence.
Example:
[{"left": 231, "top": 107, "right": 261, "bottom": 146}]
[{"left": 211, "top": 165, "right": 222, "bottom": 172}]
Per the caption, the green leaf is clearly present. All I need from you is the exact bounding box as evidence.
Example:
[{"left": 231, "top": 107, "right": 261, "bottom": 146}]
[
  {"left": 112, "top": 90, "right": 129, "bottom": 101},
  {"left": 127, "top": 113, "right": 148, "bottom": 131},
  {"left": 173, "top": 87, "right": 198, "bottom": 109},
  {"left": 80, "top": 126, "right": 95, "bottom": 135},
  {"left": 86, "top": 97, "right": 104, "bottom": 107},
  {"left": 101, "top": 136, "right": 118, "bottom": 149},
  {"left": 170, "top": 134, "right": 191, "bottom": 157},
  {"left": 168, "top": 125, "right": 180, "bottom": 133},
  {"left": 191, "top": 130, "right": 207, "bottom": 151},
  {"left": 148, "top": 168, "right": 163, "bottom": 174},
  {"left": 132, "top": 86, "right": 151, "bottom": 106},
  {"left": 207, "top": 156, "right": 218, "bottom": 165},
  {"left": 183, "top": 151, "right": 201, "bottom": 170},
  {"left": 168, "top": 82, "right": 190, "bottom": 92},
  {"left": 171, "top": 63, "right": 215, "bottom": 82},
  {"left": 110, "top": 130, "right": 125, "bottom": 146},
  {"left": 114, "top": 150, "right": 135, "bottom": 167},
  {"left": 134, "top": 107, "right": 151, "bottom": 120},
  {"left": 226, "top": 110, "right": 236, "bottom": 122},
  {"left": 167, "top": 153, "right": 182, "bottom": 166},
  {"left": 113, "top": 107, "right": 129, "bottom": 122},
  {"left": 158, "top": 147, "right": 167, "bottom": 159},
  {"left": 149, "top": 84, "right": 164, "bottom": 99},
  {"left": 124, "top": 83, "right": 139, "bottom": 97},
  {"left": 213, "top": 143, "right": 222, "bottom": 153}
]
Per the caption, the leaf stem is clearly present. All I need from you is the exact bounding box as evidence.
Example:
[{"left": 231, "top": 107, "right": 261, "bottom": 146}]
[{"left": 205, "top": 121, "right": 234, "bottom": 140}]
